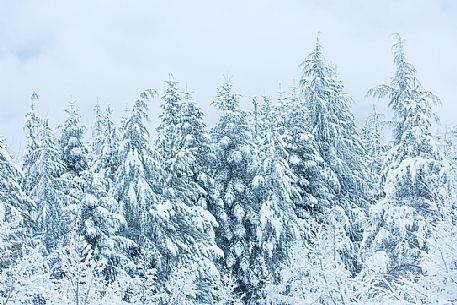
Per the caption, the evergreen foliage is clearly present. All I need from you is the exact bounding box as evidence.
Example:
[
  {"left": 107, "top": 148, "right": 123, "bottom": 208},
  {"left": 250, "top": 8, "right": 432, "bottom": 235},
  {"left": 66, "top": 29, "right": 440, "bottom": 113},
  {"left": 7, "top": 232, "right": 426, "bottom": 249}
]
[
  {"left": 210, "top": 79, "right": 259, "bottom": 301},
  {"left": 30, "top": 120, "right": 77, "bottom": 250},
  {"left": 361, "top": 34, "right": 457, "bottom": 303},
  {"left": 1, "top": 35, "right": 456, "bottom": 305},
  {"left": 59, "top": 101, "right": 89, "bottom": 176},
  {"left": 299, "top": 35, "right": 371, "bottom": 274}
]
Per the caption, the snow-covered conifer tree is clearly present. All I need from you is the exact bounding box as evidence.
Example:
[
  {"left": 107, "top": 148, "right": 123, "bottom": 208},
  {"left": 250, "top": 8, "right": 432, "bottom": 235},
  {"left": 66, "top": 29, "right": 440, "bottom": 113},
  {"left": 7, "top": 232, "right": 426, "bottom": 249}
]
[
  {"left": 250, "top": 97, "right": 301, "bottom": 300},
  {"left": 360, "top": 34, "right": 457, "bottom": 303},
  {"left": 91, "top": 101, "right": 105, "bottom": 160},
  {"left": 180, "top": 90, "right": 216, "bottom": 203},
  {"left": 0, "top": 139, "right": 34, "bottom": 269},
  {"left": 210, "top": 79, "right": 259, "bottom": 301},
  {"left": 91, "top": 105, "right": 120, "bottom": 185},
  {"left": 30, "top": 120, "right": 76, "bottom": 250},
  {"left": 153, "top": 81, "right": 223, "bottom": 303},
  {"left": 361, "top": 104, "right": 391, "bottom": 191},
  {"left": 59, "top": 101, "right": 89, "bottom": 176},
  {"left": 79, "top": 170, "right": 136, "bottom": 283},
  {"left": 276, "top": 85, "right": 334, "bottom": 242},
  {"left": 299, "top": 35, "right": 371, "bottom": 273},
  {"left": 113, "top": 90, "right": 159, "bottom": 244},
  {"left": 22, "top": 92, "right": 42, "bottom": 195}
]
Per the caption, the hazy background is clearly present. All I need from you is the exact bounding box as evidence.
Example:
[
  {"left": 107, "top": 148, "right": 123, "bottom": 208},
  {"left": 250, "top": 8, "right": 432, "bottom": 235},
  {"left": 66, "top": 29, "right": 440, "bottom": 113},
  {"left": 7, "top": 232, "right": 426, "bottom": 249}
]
[{"left": 1, "top": 0, "right": 456, "bottom": 158}]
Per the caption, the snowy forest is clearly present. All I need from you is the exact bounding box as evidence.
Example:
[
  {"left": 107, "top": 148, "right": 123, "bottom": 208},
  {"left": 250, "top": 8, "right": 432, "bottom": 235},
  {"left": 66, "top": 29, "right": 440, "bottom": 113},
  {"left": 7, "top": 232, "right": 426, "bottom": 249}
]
[{"left": 1, "top": 34, "right": 457, "bottom": 305}]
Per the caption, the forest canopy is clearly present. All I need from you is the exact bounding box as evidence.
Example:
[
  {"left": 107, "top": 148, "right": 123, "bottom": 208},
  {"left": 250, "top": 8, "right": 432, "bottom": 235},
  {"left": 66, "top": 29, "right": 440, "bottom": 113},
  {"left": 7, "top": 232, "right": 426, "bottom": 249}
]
[{"left": 1, "top": 35, "right": 457, "bottom": 305}]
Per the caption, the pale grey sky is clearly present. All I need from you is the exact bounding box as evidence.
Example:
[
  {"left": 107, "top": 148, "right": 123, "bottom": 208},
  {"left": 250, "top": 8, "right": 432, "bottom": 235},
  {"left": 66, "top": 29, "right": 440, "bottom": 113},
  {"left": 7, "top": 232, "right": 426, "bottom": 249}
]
[{"left": 1, "top": 0, "right": 456, "bottom": 157}]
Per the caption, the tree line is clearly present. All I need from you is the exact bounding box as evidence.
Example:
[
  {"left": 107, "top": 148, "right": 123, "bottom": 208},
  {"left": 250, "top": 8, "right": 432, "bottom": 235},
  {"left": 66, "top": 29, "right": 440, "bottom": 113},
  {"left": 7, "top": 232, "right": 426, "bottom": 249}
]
[{"left": 1, "top": 34, "right": 456, "bottom": 304}]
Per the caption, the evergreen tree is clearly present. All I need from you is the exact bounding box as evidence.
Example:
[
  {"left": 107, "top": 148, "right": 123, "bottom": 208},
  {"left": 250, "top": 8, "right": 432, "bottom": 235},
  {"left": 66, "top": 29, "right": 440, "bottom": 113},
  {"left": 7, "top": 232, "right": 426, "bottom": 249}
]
[
  {"left": 0, "top": 139, "right": 34, "bottom": 269},
  {"left": 59, "top": 101, "right": 89, "bottom": 176},
  {"left": 79, "top": 170, "right": 136, "bottom": 283},
  {"left": 361, "top": 34, "right": 457, "bottom": 303},
  {"left": 91, "top": 105, "right": 120, "bottom": 185},
  {"left": 251, "top": 97, "right": 301, "bottom": 298},
  {"left": 91, "top": 101, "right": 105, "bottom": 160},
  {"left": 22, "top": 92, "right": 42, "bottom": 195},
  {"left": 154, "top": 81, "right": 223, "bottom": 303},
  {"left": 210, "top": 79, "right": 258, "bottom": 301},
  {"left": 436, "top": 125, "right": 457, "bottom": 163},
  {"left": 30, "top": 120, "right": 76, "bottom": 250},
  {"left": 276, "top": 84, "right": 334, "bottom": 242},
  {"left": 361, "top": 104, "right": 390, "bottom": 189},
  {"left": 113, "top": 90, "right": 159, "bottom": 245},
  {"left": 299, "top": 36, "right": 371, "bottom": 273},
  {"left": 180, "top": 90, "right": 216, "bottom": 205}
]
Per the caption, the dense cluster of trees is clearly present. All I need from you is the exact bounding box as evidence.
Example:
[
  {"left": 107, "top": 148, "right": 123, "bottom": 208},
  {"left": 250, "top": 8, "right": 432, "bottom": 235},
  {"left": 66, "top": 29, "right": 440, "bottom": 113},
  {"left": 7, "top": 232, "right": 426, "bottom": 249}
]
[{"left": 1, "top": 35, "right": 456, "bottom": 304}]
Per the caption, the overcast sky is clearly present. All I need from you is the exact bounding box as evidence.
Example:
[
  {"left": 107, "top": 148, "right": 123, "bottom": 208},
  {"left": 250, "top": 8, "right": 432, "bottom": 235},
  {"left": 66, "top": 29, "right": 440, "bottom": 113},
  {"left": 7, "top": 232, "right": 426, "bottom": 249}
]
[{"left": 0, "top": 0, "right": 456, "bottom": 157}]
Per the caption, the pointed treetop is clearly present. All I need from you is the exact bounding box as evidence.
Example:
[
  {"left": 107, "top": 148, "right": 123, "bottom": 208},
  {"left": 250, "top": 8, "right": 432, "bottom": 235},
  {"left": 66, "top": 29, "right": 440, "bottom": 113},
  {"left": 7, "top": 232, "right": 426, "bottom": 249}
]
[
  {"left": 315, "top": 31, "right": 322, "bottom": 48},
  {"left": 392, "top": 33, "right": 407, "bottom": 64},
  {"left": 212, "top": 77, "right": 241, "bottom": 112},
  {"left": 31, "top": 92, "right": 39, "bottom": 101}
]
